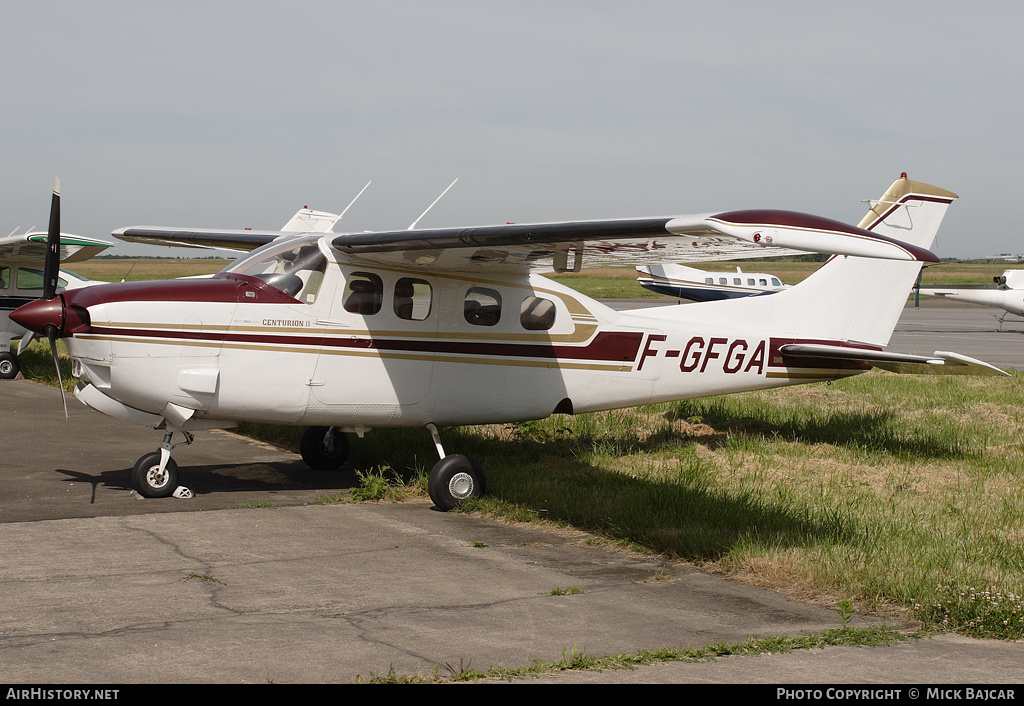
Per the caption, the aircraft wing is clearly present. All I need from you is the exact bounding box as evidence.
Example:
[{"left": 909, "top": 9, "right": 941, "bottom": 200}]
[
  {"left": 113, "top": 227, "right": 291, "bottom": 252},
  {"left": 328, "top": 210, "right": 939, "bottom": 273},
  {"left": 0, "top": 232, "right": 112, "bottom": 263},
  {"left": 114, "top": 205, "right": 346, "bottom": 252},
  {"left": 780, "top": 344, "right": 1009, "bottom": 376}
]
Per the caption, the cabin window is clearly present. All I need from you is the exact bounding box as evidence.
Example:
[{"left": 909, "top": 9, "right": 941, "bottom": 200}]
[
  {"left": 15, "top": 268, "right": 43, "bottom": 290},
  {"left": 759, "top": 278, "right": 767, "bottom": 286},
  {"left": 520, "top": 295, "right": 556, "bottom": 331},
  {"left": 718, "top": 278, "right": 728, "bottom": 285},
  {"left": 0, "top": 267, "right": 9, "bottom": 290},
  {"left": 15, "top": 268, "right": 68, "bottom": 291},
  {"left": 733, "top": 278, "right": 741, "bottom": 285},
  {"left": 704, "top": 277, "right": 714, "bottom": 284},
  {"left": 747, "top": 278, "right": 755, "bottom": 285},
  {"left": 771, "top": 277, "right": 782, "bottom": 287},
  {"left": 343, "top": 272, "right": 383, "bottom": 315},
  {"left": 394, "top": 277, "right": 432, "bottom": 321},
  {"left": 464, "top": 287, "right": 502, "bottom": 326}
]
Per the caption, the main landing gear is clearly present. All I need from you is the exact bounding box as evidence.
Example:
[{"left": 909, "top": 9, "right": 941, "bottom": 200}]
[
  {"left": 425, "top": 423, "right": 485, "bottom": 511},
  {"left": 299, "top": 426, "right": 350, "bottom": 469}
]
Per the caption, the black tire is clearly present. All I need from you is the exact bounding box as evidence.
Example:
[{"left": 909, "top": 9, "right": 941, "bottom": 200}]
[
  {"left": 300, "top": 426, "right": 350, "bottom": 470},
  {"left": 132, "top": 452, "right": 179, "bottom": 498},
  {"left": 428, "top": 454, "right": 485, "bottom": 511},
  {"left": 0, "top": 352, "right": 19, "bottom": 380}
]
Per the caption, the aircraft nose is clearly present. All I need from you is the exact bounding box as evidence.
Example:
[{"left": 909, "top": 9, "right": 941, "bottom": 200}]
[{"left": 10, "top": 297, "right": 64, "bottom": 336}]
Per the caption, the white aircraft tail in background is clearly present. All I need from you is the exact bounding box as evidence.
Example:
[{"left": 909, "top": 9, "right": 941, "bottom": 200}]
[{"left": 920, "top": 269, "right": 1024, "bottom": 329}]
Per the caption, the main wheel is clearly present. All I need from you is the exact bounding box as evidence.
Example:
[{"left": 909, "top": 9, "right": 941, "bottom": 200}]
[
  {"left": 0, "top": 352, "right": 19, "bottom": 380},
  {"left": 428, "top": 454, "right": 485, "bottom": 511},
  {"left": 300, "top": 426, "right": 350, "bottom": 470},
  {"left": 132, "top": 452, "right": 179, "bottom": 498}
]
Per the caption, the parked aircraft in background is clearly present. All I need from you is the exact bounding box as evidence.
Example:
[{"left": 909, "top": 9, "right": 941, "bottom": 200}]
[
  {"left": 1, "top": 225, "right": 109, "bottom": 379},
  {"left": 919, "top": 269, "right": 1024, "bottom": 329},
  {"left": 12, "top": 174, "right": 1006, "bottom": 509},
  {"left": 637, "top": 263, "right": 790, "bottom": 301}
]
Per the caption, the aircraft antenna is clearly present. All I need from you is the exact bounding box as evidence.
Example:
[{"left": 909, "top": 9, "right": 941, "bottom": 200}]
[
  {"left": 407, "top": 178, "right": 458, "bottom": 230},
  {"left": 330, "top": 180, "right": 372, "bottom": 231}
]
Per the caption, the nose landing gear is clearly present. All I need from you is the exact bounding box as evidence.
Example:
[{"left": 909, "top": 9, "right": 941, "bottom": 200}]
[{"left": 131, "top": 430, "right": 194, "bottom": 498}]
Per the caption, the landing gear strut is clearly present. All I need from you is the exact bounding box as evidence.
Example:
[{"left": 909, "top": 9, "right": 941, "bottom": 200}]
[
  {"left": 425, "top": 423, "right": 485, "bottom": 511},
  {"left": 132, "top": 430, "right": 194, "bottom": 498}
]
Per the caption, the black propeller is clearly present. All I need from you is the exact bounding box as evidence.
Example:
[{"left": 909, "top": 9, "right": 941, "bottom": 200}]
[
  {"left": 42, "top": 178, "right": 68, "bottom": 417},
  {"left": 44, "top": 178, "right": 61, "bottom": 300}
]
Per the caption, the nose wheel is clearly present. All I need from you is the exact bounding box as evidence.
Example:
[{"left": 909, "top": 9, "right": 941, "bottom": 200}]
[
  {"left": 131, "top": 430, "right": 193, "bottom": 498},
  {"left": 132, "top": 452, "right": 180, "bottom": 498},
  {"left": 0, "top": 352, "right": 18, "bottom": 379}
]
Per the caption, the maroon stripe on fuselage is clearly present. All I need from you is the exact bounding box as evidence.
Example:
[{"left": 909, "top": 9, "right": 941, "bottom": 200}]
[
  {"left": 83, "top": 325, "right": 645, "bottom": 364},
  {"left": 63, "top": 273, "right": 299, "bottom": 309}
]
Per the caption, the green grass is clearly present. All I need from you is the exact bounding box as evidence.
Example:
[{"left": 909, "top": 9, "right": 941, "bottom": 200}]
[
  {"left": 14, "top": 339, "right": 76, "bottom": 390},
  {"left": 227, "top": 372, "right": 1024, "bottom": 640},
  {"left": 358, "top": 625, "right": 911, "bottom": 683}
]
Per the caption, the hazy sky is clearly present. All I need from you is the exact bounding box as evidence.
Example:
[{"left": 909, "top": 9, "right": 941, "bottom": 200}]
[{"left": 1, "top": 1, "right": 1021, "bottom": 259}]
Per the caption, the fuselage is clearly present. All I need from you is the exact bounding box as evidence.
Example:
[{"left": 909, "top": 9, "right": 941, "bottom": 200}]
[{"left": 18, "top": 236, "right": 867, "bottom": 433}]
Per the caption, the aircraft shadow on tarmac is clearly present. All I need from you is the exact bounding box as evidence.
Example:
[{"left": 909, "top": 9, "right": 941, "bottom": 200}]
[{"left": 53, "top": 461, "right": 358, "bottom": 502}]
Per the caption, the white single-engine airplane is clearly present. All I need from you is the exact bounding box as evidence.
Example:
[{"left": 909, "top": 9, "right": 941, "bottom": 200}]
[
  {"left": 12, "top": 174, "right": 1007, "bottom": 509},
  {"left": 919, "top": 269, "right": 1024, "bottom": 330},
  {"left": 1, "top": 220, "right": 110, "bottom": 378},
  {"left": 637, "top": 263, "right": 790, "bottom": 301}
]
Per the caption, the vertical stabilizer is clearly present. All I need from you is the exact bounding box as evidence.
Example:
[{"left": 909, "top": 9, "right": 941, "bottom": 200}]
[
  {"left": 667, "top": 176, "right": 954, "bottom": 346},
  {"left": 281, "top": 208, "right": 342, "bottom": 233},
  {"left": 731, "top": 175, "right": 957, "bottom": 347},
  {"left": 857, "top": 174, "right": 958, "bottom": 247}
]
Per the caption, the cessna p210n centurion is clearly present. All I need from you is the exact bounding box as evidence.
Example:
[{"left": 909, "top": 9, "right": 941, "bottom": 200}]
[{"left": 11, "top": 174, "right": 1007, "bottom": 509}]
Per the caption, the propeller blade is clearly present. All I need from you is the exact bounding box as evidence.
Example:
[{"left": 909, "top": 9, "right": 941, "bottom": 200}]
[
  {"left": 43, "top": 177, "right": 60, "bottom": 301},
  {"left": 45, "top": 324, "right": 68, "bottom": 419},
  {"left": 17, "top": 332, "right": 35, "bottom": 355}
]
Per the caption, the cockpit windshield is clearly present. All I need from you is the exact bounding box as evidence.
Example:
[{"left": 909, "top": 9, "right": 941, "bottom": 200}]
[{"left": 219, "top": 236, "right": 327, "bottom": 303}]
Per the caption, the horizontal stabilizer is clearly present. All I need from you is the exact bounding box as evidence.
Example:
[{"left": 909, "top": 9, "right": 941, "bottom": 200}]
[{"left": 780, "top": 344, "right": 1009, "bottom": 377}]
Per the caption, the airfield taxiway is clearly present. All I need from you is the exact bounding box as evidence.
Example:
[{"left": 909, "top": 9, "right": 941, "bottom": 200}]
[{"left": 1, "top": 301, "right": 1022, "bottom": 684}]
